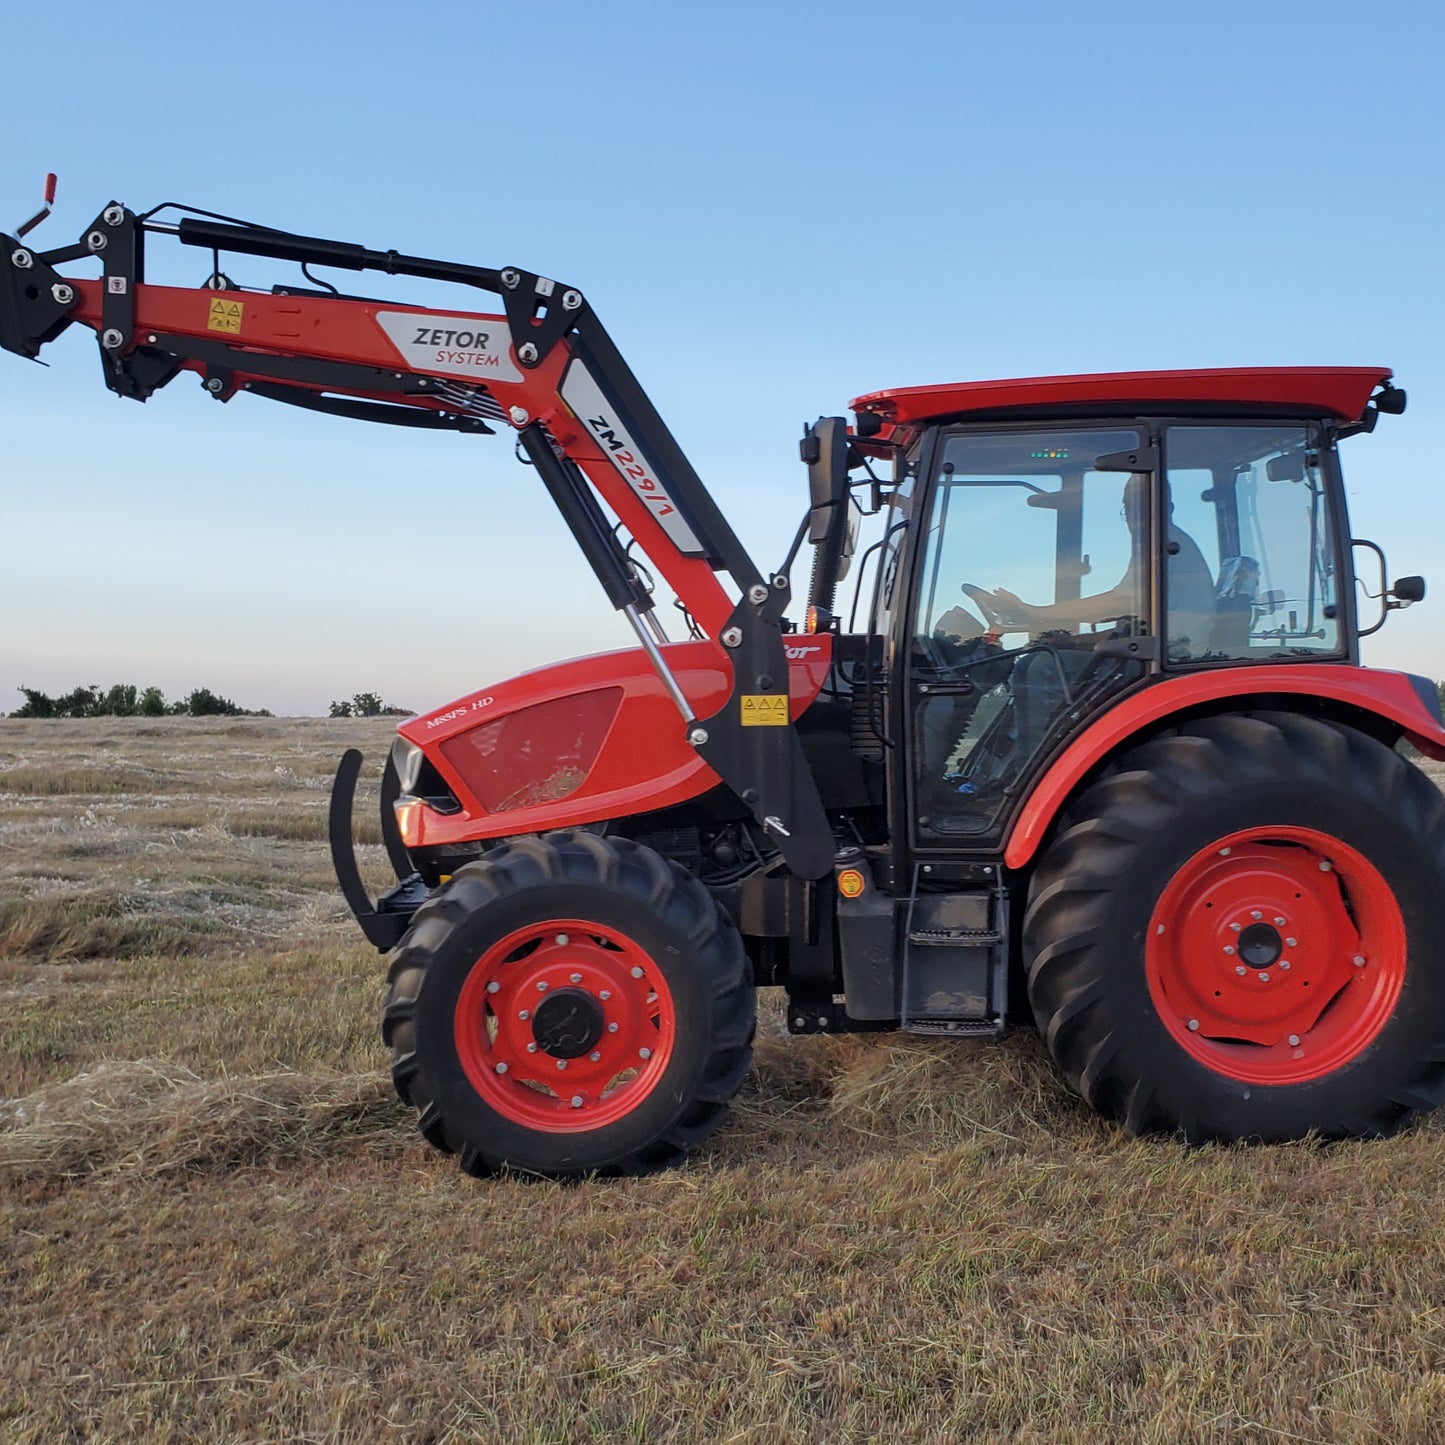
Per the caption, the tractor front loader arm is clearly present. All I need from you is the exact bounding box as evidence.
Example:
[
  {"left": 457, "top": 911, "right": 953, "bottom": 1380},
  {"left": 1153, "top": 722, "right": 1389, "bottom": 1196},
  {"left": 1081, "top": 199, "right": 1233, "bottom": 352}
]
[{"left": 1, "top": 197, "right": 833, "bottom": 877}]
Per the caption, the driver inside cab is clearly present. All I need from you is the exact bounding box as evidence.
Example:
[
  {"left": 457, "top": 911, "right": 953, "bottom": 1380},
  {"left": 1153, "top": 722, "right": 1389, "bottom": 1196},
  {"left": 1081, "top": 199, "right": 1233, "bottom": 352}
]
[{"left": 966, "top": 471, "right": 1215, "bottom": 656}]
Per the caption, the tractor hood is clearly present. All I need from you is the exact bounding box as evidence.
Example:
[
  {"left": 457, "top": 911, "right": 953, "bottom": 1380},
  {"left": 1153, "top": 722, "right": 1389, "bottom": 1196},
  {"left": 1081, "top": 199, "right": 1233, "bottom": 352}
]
[{"left": 395, "top": 637, "right": 833, "bottom": 847}]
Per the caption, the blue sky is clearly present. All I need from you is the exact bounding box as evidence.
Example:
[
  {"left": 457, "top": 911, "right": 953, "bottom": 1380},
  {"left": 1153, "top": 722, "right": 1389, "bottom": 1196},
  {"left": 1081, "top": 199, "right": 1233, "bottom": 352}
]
[{"left": 3, "top": 0, "right": 1443, "bottom": 714}]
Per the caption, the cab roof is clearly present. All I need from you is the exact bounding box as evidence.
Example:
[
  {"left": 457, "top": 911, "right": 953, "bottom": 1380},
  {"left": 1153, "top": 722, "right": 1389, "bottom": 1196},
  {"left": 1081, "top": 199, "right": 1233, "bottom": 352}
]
[{"left": 850, "top": 367, "right": 1393, "bottom": 427}]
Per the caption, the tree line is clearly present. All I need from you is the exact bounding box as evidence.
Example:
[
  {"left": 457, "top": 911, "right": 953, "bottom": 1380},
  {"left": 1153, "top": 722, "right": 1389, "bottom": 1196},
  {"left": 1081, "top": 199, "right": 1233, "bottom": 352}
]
[
  {"left": 9, "top": 684, "right": 269, "bottom": 718},
  {"left": 7, "top": 684, "right": 412, "bottom": 719}
]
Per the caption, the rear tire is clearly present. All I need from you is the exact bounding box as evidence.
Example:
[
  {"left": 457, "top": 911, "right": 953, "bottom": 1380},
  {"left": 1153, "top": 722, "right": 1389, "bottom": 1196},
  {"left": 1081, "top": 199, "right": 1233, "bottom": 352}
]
[
  {"left": 383, "top": 832, "right": 753, "bottom": 1177},
  {"left": 1023, "top": 712, "right": 1445, "bottom": 1141}
]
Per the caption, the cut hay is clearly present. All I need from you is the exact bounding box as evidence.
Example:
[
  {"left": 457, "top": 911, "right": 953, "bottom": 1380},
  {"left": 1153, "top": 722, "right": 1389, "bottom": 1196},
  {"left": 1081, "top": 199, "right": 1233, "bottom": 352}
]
[{"left": 0, "top": 1059, "right": 397, "bottom": 1183}]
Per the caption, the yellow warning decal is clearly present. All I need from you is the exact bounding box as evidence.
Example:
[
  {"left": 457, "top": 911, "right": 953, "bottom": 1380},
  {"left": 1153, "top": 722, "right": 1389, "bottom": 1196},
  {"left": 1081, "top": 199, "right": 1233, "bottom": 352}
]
[
  {"left": 207, "top": 296, "right": 244, "bottom": 334},
  {"left": 740, "top": 694, "right": 789, "bottom": 727}
]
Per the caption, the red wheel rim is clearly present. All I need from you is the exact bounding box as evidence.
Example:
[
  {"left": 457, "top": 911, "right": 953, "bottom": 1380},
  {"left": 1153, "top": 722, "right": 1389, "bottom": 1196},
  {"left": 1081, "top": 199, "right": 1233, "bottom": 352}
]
[
  {"left": 1145, "top": 826, "right": 1405, "bottom": 1084},
  {"left": 454, "top": 918, "right": 677, "bottom": 1132}
]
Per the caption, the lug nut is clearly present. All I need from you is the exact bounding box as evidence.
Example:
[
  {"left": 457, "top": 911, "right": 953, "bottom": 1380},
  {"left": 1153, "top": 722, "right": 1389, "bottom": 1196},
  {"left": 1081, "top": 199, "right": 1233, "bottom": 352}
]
[
  {"left": 1353, "top": 954, "right": 1366, "bottom": 967},
  {"left": 1280, "top": 961, "right": 1291, "bottom": 971},
  {"left": 518, "top": 1009, "right": 529, "bottom": 1021},
  {"left": 537, "top": 981, "right": 548, "bottom": 992},
  {"left": 1218, "top": 847, "right": 1232, "bottom": 857},
  {"left": 562, "top": 289, "right": 583, "bottom": 311},
  {"left": 51, "top": 283, "right": 74, "bottom": 305},
  {"left": 486, "top": 981, "right": 500, "bottom": 994},
  {"left": 1273, "top": 916, "right": 1287, "bottom": 926},
  {"left": 1319, "top": 861, "right": 1332, "bottom": 872},
  {"left": 1251, "top": 910, "right": 1263, "bottom": 920},
  {"left": 630, "top": 967, "right": 644, "bottom": 979},
  {"left": 1258, "top": 972, "right": 1270, "bottom": 982},
  {"left": 1230, "top": 922, "right": 1242, "bottom": 933},
  {"left": 570, "top": 1095, "right": 584, "bottom": 1108},
  {"left": 556, "top": 1059, "right": 567, "bottom": 1071},
  {"left": 570, "top": 973, "right": 582, "bottom": 984},
  {"left": 599, "top": 990, "right": 611, "bottom": 1001},
  {"left": 495, "top": 1062, "right": 508, "bottom": 1075},
  {"left": 517, "top": 342, "right": 539, "bottom": 364},
  {"left": 639, "top": 1047, "right": 652, "bottom": 1060},
  {"left": 589, "top": 1051, "right": 601, "bottom": 1062},
  {"left": 1187, "top": 1019, "right": 1200, "bottom": 1031},
  {"left": 1224, "top": 946, "right": 1236, "bottom": 956},
  {"left": 1286, "top": 937, "right": 1298, "bottom": 948},
  {"left": 527, "top": 1042, "right": 538, "bottom": 1053},
  {"left": 1288, "top": 1034, "right": 1301, "bottom": 1047},
  {"left": 555, "top": 933, "right": 569, "bottom": 946},
  {"left": 1235, "top": 966, "right": 1247, "bottom": 976},
  {"left": 608, "top": 1022, "right": 619, "bottom": 1033}
]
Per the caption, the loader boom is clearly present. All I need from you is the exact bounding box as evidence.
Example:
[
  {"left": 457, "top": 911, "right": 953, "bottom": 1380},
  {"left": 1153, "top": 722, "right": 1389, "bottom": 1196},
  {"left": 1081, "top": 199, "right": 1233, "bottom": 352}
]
[{"left": 1, "top": 197, "right": 833, "bottom": 875}]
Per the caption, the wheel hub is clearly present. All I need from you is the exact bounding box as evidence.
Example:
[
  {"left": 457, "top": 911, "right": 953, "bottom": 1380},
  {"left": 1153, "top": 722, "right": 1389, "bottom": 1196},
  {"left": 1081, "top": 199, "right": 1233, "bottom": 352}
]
[
  {"left": 1237, "top": 922, "right": 1283, "bottom": 969},
  {"left": 531, "top": 988, "right": 604, "bottom": 1058}
]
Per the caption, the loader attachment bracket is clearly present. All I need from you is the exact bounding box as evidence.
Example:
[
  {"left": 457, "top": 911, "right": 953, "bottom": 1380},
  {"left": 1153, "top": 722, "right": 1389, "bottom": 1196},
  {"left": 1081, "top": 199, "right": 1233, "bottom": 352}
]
[
  {"left": 693, "top": 583, "right": 835, "bottom": 880},
  {"left": 0, "top": 232, "right": 79, "bottom": 359}
]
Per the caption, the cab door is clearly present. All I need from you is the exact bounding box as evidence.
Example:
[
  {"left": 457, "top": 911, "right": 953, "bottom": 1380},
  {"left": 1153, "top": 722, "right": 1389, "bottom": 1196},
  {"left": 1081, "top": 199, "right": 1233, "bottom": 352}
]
[{"left": 903, "top": 425, "right": 1157, "bottom": 847}]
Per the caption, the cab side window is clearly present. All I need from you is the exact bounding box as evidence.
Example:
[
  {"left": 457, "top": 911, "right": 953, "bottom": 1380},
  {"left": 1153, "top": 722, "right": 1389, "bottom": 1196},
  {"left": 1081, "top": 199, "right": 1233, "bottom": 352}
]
[{"left": 1165, "top": 425, "right": 1340, "bottom": 662}]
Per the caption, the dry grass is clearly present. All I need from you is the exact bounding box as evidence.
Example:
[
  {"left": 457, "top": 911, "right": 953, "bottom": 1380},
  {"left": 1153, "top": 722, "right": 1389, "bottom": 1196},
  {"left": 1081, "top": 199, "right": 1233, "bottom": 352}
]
[{"left": 3, "top": 716, "right": 1445, "bottom": 1441}]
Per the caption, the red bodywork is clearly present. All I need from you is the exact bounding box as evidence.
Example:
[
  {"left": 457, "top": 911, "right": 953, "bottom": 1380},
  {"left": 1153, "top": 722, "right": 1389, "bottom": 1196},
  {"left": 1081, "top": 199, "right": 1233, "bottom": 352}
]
[
  {"left": 394, "top": 638, "right": 833, "bottom": 848},
  {"left": 852, "top": 366, "right": 1391, "bottom": 428},
  {"left": 1003, "top": 666, "right": 1445, "bottom": 870}
]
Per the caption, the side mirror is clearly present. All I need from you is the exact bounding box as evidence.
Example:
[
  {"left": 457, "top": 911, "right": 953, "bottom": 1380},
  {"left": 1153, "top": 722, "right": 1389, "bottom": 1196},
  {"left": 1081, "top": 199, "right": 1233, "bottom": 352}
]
[
  {"left": 1353, "top": 540, "right": 1425, "bottom": 636},
  {"left": 801, "top": 416, "right": 850, "bottom": 544}
]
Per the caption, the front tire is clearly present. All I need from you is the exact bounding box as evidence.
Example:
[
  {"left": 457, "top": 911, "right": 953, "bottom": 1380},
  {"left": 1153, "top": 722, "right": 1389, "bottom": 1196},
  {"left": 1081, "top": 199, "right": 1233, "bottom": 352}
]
[
  {"left": 383, "top": 832, "right": 754, "bottom": 1177},
  {"left": 1023, "top": 712, "right": 1445, "bottom": 1142}
]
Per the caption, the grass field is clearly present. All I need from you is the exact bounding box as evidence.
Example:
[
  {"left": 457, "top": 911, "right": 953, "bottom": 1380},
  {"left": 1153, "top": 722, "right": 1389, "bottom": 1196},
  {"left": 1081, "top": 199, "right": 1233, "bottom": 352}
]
[{"left": 4, "top": 717, "right": 1445, "bottom": 1442}]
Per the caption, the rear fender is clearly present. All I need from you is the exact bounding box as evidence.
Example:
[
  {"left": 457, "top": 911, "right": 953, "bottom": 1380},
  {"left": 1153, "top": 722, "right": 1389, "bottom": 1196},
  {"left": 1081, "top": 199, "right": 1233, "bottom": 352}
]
[
  {"left": 396, "top": 637, "right": 833, "bottom": 847},
  {"left": 1004, "top": 665, "right": 1445, "bottom": 871}
]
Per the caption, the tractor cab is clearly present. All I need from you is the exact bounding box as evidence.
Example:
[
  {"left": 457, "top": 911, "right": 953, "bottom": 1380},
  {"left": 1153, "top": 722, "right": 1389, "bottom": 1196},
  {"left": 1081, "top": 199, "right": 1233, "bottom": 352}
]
[{"left": 828, "top": 369, "right": 1422, "bottom": 854}]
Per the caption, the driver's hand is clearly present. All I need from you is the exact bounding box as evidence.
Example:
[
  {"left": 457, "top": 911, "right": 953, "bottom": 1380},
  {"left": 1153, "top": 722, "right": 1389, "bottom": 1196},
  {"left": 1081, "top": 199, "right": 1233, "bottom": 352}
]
[{"left": 991, "top": 588, "right": 1039, "bottom": 626}]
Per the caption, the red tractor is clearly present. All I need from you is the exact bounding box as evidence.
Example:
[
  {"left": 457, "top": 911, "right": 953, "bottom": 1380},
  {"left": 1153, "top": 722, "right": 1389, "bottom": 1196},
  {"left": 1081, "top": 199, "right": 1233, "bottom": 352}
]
[{"left": 6, "top": 184, "right": 1444, "bottom": 1178}]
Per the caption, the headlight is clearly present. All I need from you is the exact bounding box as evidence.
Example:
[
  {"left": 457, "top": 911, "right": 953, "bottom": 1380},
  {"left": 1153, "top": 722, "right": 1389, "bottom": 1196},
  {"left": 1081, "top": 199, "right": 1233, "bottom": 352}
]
[{"left": 390, "top": 736, "right": 424, "bottom": 793}]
